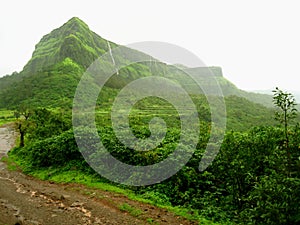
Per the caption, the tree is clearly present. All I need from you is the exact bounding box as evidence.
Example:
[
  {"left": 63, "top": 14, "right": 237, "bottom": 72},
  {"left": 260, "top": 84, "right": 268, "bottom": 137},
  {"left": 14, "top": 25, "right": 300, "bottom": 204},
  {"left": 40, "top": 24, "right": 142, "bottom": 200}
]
[
  {"left": 14, "top": 105, "right": 32, "bottom": 147},
  {"left": 272, "top": 87, "right": 298, "bottom": 174},
  {"left": 28, "top": 108, "right": 71, "bottom": 141}
]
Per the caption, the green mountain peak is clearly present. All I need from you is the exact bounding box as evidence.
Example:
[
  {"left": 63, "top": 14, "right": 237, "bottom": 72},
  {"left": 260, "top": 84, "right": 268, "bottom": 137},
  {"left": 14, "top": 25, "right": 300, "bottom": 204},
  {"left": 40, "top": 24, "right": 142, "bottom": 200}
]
[
  {"left": 22, "top": 17, "right": 116, "bottom": 75},
  {"left": 67, "top": 16, "right": 87, "bottom": 25}
]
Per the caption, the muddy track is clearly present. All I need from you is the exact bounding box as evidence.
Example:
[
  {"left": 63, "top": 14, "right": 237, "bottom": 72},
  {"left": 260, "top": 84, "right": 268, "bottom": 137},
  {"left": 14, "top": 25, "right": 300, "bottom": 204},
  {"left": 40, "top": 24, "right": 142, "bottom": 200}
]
[{"left": 0, "top": 125, "right": 197, "bottom": 225}]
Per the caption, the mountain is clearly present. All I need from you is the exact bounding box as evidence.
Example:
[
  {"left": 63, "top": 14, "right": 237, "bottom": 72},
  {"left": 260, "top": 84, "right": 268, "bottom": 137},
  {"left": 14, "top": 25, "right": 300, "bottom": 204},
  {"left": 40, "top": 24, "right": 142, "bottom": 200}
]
[
  {"left": 0, "top": 17, "right": 157, "bottom": 108},
  {"left": 0, "top": 17, "right": 118, "bottom": 108},
  {"left": 0, "top": 17, "right": 273, "bottom": 112},
  {"left": 23, "top": 17, "right": 118, "bottom": 74}
]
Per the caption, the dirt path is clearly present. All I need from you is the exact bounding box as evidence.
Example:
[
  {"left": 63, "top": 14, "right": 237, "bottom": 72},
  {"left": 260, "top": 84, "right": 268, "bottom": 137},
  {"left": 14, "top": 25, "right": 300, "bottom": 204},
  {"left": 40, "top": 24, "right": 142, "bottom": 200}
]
[
  {"left": 0, "top": 125, "right": 197, "bottom": 225},
  {"left": 0, "top": 124, "right": 17, "bottom": 169}
]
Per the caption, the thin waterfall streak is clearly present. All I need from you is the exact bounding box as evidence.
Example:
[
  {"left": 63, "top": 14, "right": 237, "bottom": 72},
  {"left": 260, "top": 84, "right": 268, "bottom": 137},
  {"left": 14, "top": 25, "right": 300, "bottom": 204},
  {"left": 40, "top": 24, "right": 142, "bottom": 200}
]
[{"left": 107, "top": 41, "right": 119, "bottom": 75}]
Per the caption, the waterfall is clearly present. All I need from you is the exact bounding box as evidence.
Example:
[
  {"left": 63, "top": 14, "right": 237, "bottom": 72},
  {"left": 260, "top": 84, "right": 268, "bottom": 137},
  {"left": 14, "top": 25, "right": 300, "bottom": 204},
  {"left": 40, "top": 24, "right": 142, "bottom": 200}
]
[{"left": 107, "top": 41, "right": 119, "bottom": 75}]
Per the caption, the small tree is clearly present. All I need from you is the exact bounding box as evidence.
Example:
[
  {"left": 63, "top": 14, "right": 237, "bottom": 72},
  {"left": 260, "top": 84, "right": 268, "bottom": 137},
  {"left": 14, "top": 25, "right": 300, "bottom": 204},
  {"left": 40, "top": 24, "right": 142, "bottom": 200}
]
[
  {"left": 14, "top": 105, "right": 32, "bottom": 147},
  {"left": 272, "top": 87, "right": 298, "bottom": 174}
]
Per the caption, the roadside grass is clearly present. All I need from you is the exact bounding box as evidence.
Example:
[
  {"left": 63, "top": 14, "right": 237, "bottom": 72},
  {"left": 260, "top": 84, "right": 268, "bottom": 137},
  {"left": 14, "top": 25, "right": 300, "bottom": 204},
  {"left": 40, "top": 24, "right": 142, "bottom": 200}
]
[
  {"left": 146, "top": 218, "right": 160, "bottom": 225},
  {"left": 0, "top": 156, "right": 18, "bottom": 171},
  {"left": 118, "top": 203, "right": 143, "bottom": 217},
  {"left": 0, "top": 110, "right": 15, "bottom": 126}
]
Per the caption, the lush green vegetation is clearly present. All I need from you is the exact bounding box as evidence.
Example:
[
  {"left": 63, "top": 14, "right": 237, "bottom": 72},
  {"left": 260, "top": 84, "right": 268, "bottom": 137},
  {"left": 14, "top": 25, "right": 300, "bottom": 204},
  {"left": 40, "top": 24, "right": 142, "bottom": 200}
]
[
  {"left": 8, "top": 88, "right": 300, "bottom": 224},
  {"left": 2, "top": 17, "right": 300, "bottom": 225},
  {"left": 0, "top": 110, "right": 15, "bottom": 126}
]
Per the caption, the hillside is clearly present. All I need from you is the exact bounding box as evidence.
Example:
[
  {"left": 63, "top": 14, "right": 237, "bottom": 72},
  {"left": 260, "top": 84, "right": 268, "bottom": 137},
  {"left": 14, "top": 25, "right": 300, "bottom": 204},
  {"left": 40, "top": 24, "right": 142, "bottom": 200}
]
[
  {"left": 23, "top": 17, "right": 118, "bottom": 75},
  {"left": 0, "top": 17, "right": 274, "bottom": 111}
]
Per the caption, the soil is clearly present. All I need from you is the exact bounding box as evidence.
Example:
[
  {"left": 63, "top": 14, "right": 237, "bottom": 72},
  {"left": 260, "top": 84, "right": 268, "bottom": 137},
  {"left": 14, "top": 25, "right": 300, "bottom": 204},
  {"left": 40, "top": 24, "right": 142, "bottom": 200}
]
[{"left": 0, "top": 124, "right": 198, "bottom": 225}]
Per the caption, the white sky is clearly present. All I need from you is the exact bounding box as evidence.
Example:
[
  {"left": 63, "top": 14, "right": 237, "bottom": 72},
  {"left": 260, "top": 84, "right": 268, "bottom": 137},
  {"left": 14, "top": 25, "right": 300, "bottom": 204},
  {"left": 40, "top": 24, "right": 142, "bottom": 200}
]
[{"left": 0, "top": 0, "right": 299, "bottom": 91}]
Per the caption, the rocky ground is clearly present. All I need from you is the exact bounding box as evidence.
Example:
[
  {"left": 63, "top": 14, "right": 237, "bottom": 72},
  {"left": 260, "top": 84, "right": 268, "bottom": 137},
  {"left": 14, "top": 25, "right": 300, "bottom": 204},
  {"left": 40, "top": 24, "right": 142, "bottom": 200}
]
[{"left": 0, "top": 124, "right": 198, "bottom": 225}]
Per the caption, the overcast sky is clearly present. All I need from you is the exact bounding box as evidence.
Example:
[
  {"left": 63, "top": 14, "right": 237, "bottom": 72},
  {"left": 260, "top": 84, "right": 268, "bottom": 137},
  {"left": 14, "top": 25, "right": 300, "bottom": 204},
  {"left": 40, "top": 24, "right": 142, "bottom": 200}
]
[{"left": 1, "top": 0, "right": 299, "bottom": 91}]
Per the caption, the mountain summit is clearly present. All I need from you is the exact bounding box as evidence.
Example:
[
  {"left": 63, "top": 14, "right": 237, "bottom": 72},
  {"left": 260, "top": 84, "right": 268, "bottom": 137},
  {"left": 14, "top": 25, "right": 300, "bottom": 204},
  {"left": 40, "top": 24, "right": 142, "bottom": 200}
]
[{"left": 22, "top": 17, "right": 117, "bottom": 75}]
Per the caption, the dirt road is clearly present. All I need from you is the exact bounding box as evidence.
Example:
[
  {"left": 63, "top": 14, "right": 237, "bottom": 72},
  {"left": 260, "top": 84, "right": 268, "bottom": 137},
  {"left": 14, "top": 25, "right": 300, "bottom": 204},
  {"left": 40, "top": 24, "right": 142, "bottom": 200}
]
[
  {"left": 0, "top": 125, "right": 197, "bottom": 225},
  {"left": 0, "top": 124, "right": 17, "bottom": 168}
]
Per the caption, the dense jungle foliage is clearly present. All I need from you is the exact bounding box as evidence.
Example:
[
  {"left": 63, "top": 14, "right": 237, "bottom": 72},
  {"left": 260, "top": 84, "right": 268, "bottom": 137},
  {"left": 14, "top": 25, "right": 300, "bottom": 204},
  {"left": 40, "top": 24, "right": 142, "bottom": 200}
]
[{"left": 9, "top": 88, "right": 300, "bottom": 225}]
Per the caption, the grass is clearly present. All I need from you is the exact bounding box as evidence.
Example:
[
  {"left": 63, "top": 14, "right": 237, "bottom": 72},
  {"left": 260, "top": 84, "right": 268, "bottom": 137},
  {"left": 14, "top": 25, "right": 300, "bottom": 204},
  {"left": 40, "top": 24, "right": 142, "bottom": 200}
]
[
  {"left": 1, "top": 156, "right": 18, "bottom": 171},
  {"left": 118, "top": 203, "right": 143, "bottom": 217},
  {"left": 0, "top": 110, "right": 15, "bottom": 126},
  {"left": 0, "top": 156, "right": 18, "bottom": 171},
  {"left": 146, "top": 218, "right": 159, "bottom": 225}
]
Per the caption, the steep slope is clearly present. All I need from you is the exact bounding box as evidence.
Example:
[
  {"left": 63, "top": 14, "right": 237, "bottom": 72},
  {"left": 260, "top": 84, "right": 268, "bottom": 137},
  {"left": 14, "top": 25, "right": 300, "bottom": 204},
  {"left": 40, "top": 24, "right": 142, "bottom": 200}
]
[
  {"left": 0, "top": 17, "right": 116, "bottom": 108},
  {"left": 0, "top": 17, "right": 155, "bottom": 108},
  {"left": 23, "top": 17, "right": 117, "bottom": 74}
]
